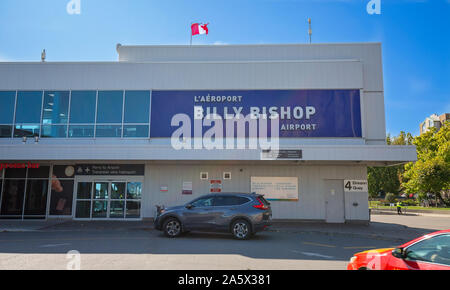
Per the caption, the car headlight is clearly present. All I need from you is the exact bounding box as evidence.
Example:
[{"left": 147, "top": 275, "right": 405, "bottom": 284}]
[{"left": 350, "top": 256, "right": 357, "bottom": 264}]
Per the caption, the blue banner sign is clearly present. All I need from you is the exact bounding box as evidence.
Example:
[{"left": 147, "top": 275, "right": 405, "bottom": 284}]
[{"left": 150, "top": 90, "right": 362, "bottom": 138}]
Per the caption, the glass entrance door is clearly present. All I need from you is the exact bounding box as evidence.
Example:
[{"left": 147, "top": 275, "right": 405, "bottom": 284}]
[{"left": 75, "top": 180, "right": 142, "bottom": 220}]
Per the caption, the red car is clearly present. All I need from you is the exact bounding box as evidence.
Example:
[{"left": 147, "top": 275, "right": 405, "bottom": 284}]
[{"left": 348, "top": 230, "right": 450, "bottom": 270}]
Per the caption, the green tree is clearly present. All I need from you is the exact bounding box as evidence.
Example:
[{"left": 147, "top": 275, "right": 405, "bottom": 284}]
[
  {"left": 368, "top": 166, "right": 401, "bottom": 197},
  {"left": 402, "top": 122, "right": 450, "bottom": 206},
  {"left": 368, "top": 131, "right": 413, "bottom": 198}
]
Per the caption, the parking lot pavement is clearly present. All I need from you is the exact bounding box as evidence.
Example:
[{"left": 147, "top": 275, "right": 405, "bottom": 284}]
[
  {"left": 0, "top": 229, "right": 396, "bottom": 270},
  {"left": 0, "top": 214, "right": 447, "bottom": 270}
]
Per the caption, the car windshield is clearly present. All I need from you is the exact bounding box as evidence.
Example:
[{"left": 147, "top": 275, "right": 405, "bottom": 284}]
[{"left": 405, "top": 234, "right": 450, "bottom": 266}]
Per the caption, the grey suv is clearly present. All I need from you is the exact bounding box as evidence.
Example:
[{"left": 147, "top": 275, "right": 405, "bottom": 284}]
[{"left": 154, "top": 193, "right": 272, "bottom": 240}]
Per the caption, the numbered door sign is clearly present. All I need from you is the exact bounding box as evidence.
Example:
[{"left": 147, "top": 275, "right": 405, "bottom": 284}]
[{"left": 344, "top": 180, "right": 368, "bottom": 192}]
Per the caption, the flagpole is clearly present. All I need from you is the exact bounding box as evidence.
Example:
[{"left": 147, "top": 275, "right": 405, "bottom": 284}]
[
  {"left": 190, "top": 22, "right": 193, "bottom": 46},
  {"left": 308, "top": 18, "right": 312, "bottom": 44}
]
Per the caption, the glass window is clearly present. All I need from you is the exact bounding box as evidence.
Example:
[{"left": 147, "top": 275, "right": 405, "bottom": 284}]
[
  {"left": 42, "top": 91, "right": 69, "bottom": 125},
  {"left": 124, "top": 91, "right": 150, "bottom": 123},
  {"left": 77, "top": 182, "right": 92, "bottom": 199},
  {"left": 94, "top": 182, "right": 108, "bottom": 199},
  {"left": 75, "top": 201, "right": 91, "bottom": 218},
  {"left": 92, "top": 201, "right": 108, "bottom": 218},
  {"left": 0, "top": 179, "right": 25, "bottom": 216},
  {"left": 5, "top": 167, "right": 27, "bottom": 178},
  {"left": 24, "top": 179, "right": 48, "bottom": 216},
  {"left": 97, "top": 91, "right": 123, "bottom": 124},
  {"left": 49, "top": 179, "right": 74, "bottom": 216},
  {"left": 214, "top": 196, "right": 250, "bottom": 206},
  {"left": 42, "top": 125, "right": 68, "bottom": 138},
  {"left": 123, "top": 125, "right": 149, "bottom": 138},
  {"left": 28, "top": 166, "right": 50, "bottom": 178},
  {"left": 15, "top": 91, "right": 42, "bottom": 123},
  {"left": 0, "top": 125, "right": 12, "bottom": 138},
  {"left": 70, "top": 91, "right": 97, "bottom": 124},
  {"left": 95, "top": 125, "right": 122, "bottom": 138},
  {"left": 0, "top": 91, "right": 16, "bottom": 124},
  {"left": 14, "top": 124, "right": 40, "bottom": 137},
  {"left": 126, "top": 182, "right": 142, "bottom": 200},
  {"left": 110, "top": 201, "right": 125, "bottom": 218},
  {"left": 126, "top": 201, "right": 141, "bottom": 218},
  {"left": 405, "top": 234, "right": 450, "bottom": 266},
  {"left": 69, "top": 125, "right": 94, "bottom": 138},
  {"left": 111, "top": 182, "right": 126, "bottom": 200},
  {"left": 191, "top": 197, "right": 214, "bottom": 207}
]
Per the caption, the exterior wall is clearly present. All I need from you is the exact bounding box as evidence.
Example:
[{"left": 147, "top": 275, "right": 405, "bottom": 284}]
[
  {"left": 0, "top": 43, "right": 417, "bottom": 222},
  {"left": 142, "top": 163, "right": 369, "bottom": 221},
  {"left": 0, "top": 43, "right": 387, "bottom": 146}
]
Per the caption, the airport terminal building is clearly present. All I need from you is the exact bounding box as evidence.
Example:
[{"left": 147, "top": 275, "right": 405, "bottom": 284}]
[{"left": 0, "top": 43, "right": 417, "bottom": 223}]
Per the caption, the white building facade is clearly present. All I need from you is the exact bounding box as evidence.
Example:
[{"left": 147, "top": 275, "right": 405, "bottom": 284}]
[{"left": 0, "top": 43, "right": 417, "bottom": 223}]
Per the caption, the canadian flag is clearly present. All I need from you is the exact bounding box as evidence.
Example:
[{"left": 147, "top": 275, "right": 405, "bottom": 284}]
[{"left": 191, "top": 23, "right": 209, "bottom": 36}]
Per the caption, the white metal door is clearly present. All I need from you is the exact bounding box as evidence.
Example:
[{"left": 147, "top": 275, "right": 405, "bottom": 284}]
[{"left": 324, "top": 180, "right": 345, "bottom": 223}]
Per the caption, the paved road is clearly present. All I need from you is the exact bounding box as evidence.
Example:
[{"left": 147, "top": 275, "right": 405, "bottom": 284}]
[
  {"left": 0, "top": 229, "right": 397, "bottom": 270},
  {"left": 0, "top": 214, "right": 447, "bottom": 270}
]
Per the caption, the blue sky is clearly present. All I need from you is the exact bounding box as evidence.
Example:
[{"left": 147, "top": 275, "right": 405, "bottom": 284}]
[{"left": 0, "top": 0, "right": 449, "bottom": 136}]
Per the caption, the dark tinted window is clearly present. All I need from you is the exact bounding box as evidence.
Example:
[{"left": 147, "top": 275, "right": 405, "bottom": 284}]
[
  {"left": 0, "top": 125, "right": 12, "bottom": 138},
  {"left": 124, "top": 91, "right": 150, "bottom": 123},
  {"left": 42, "top": 91, "right": 69, "bottom": 124},
  {"left": 14, "top": 124, "right": 40, "bottom": 137},
  {"left": 214, "top": 196, "right": 250, "bottom": 206},
  {"left": 49, "top": 179, "right": 74, "bottom": 216},
  {"left": 27, "top": 166, "right": 50, "bottom": 178},
  {"left": 191, "top": 197, "right": 214, "bottom": 207},
  {"left": 15, "top": 91, "right": 42, "bottom": 123},
  {"left": 5, "top": 167, "right": 27, "bottom": 178},
  {"left": 97, "top": 91, "right": 123, "bottom": 123},
  {"left": 70, "top": 91, "right": 96, "bottom": 124},
  {"left": 0, "top": 91, "right": 16, "bottom": 124}
]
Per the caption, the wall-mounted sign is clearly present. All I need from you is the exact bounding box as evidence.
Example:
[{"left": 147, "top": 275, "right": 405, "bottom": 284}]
[
  {"left": 344, "top": 180, "right": 368, "bottom": 192},
  {"left": 261, "top": 150, "right": 303, "bottom": 160},
  {"left": 182, "top": 182, "right": 193, "bottom": 195},
  {"left": 251, "top": 177, "right": 299, "bottom": 201},
  {"left": 75, "top": 164, "right": 145, "bottom": 176},
  {"left": 210, "top": 180, "right": 222, "bottom": 193},
  {"left": 160, "top": 186, "right": 168, "bottom": 192},
  {"left": 150, "top": 90, "right": 362, "bottom": 138}
]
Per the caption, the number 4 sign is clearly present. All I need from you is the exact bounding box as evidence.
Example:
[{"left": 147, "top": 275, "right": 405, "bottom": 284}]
[{"left": 344, "top": 180, "right": 368, "bottom": 192}]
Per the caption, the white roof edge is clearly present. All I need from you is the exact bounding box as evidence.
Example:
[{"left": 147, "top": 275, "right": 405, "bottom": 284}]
[
  {"left": 0, "top": 59, "right": 362, "bottom": 65},
  {"left": 117, "top": 42, "right": 382, "bottom": 49}
]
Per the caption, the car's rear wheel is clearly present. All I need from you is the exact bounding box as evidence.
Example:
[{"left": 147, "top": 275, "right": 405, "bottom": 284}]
[
  {"left": 231, "top": 219, "right": 251, "bottom": 240},
  {"left": 163, "top": 218, "right": 182, "bottom": 238}
]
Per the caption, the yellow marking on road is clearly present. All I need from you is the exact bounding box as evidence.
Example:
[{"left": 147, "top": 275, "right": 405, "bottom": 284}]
[
  {"left": 0, "top": 237, "right": 151, "bottom": 243},
  {"left": 302, "top": 242, "right": 336, "bottom": 248}
]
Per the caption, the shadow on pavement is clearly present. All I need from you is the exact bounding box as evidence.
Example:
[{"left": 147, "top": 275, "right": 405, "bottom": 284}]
[{"left": 0, "top": 218, "right": 443, "bottom": 263}]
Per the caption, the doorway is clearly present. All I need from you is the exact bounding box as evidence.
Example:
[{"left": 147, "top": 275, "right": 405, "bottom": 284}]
[
  {"left": 0, "top": 166, "right": 50, "bottom": 220},
  {"left": 74, "top": 178, "right": 143, "bottom": 220},
  {"left": 324, "top": 179, "right": 345, "bottom": 223}
]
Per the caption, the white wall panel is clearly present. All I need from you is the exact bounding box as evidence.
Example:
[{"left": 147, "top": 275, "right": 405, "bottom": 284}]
[
  {"left": 0, "top": 61, "right": 363, "bottom": 90},
  {"left": 143, "top": 164, "right": 368, "bottom": 220}
]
